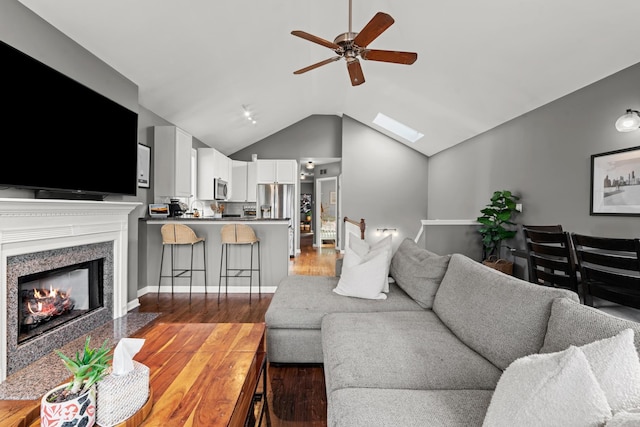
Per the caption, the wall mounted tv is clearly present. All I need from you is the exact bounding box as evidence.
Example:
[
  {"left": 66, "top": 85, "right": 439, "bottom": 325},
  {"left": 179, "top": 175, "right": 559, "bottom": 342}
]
[{"left": 0, "top": 40, "right": 138, "bottom": 199}]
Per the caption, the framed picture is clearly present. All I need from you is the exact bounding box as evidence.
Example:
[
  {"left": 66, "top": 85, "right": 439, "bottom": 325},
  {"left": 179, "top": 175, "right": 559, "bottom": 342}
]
[
  {"left": 138, "top": 143, "right": 151, "bottom": 188},
  {"left": 330, "top": 191, "right": 337, "bottom": 204},
  {"left": 591, "top": 145, "right": 640, "bottom": 216}
]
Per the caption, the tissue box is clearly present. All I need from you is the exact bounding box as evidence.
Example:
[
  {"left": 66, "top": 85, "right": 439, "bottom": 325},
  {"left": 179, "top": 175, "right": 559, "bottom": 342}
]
[{"left": 96, "top": 361, "right": 150, "bottom": 427}]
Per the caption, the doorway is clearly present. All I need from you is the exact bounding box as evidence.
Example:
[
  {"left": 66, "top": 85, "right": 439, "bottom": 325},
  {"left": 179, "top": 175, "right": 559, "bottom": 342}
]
[{"left": 316, "top": 177, "right": 338, "bottom": 248}]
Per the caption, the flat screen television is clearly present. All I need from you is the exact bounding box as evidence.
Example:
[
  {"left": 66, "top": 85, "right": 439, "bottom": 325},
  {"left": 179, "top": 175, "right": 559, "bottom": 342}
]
[{"left": 0, "top": 39, "right": 138, "bottom": 199}]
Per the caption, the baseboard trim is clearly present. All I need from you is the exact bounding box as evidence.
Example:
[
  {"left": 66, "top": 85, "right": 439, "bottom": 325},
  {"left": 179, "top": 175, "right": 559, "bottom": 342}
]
[
  {"left": 138, "top": 285, "right": 277, "bottom": 296},
  {"left": 127, "top": 298, "right": 140, "bottom": 311}
]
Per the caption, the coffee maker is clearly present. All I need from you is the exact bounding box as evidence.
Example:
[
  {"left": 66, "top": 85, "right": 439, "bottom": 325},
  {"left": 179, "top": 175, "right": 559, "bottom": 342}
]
[{"left": 168, "top": 199, "right": 185, "bottom": 217}]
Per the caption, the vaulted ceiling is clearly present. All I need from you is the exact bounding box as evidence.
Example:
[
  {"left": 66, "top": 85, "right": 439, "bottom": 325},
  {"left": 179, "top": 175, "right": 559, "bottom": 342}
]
[{"left": 18, "top": 0, "right": 640, "bottom": 157}]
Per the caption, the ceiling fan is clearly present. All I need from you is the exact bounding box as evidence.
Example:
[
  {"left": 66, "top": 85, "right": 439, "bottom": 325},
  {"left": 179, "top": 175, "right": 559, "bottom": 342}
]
[{"left": 291, "top": 0, "right": 417, "bottom": 86}]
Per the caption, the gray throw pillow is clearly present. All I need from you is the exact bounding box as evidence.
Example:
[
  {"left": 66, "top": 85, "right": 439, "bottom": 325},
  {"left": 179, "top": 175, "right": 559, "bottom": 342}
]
[{"left": 389, "top": 238, "right": 451, "bottom": 309}]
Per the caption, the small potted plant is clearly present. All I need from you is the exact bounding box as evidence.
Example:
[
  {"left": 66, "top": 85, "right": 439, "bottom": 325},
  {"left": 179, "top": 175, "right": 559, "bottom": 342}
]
[
  {"left": 476, "top": 190, "right": 520, "bottom": 274},
  {"left": 41, "top": 336, "right": 112, "bottom": 427}
]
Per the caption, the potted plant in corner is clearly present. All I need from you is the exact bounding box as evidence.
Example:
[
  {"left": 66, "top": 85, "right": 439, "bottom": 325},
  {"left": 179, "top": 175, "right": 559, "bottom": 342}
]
[
  {"left": 41, "top": 336, "right": 112, "bottom": 427},
  {"left": 476, "top": 190, "right": 520, "bottom": 275}
]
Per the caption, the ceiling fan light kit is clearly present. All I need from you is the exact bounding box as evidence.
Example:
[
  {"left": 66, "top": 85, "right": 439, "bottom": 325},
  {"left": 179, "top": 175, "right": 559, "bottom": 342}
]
[{"left": 291, "top": 1, "right": 417, "bottom": 86}]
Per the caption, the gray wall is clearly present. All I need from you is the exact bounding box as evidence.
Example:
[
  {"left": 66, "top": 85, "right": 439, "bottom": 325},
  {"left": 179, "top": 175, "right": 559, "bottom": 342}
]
[
  {"left": 233, "top": 114, "right": 430, "bottom": 252},
  {"left": 342, "top": 116, "right": 429, "bottom": 251},
  {"left": 427, "top": 61, "right": 640, "bottom": 260},
  {"left": 231, "top": 115, "right": 342, "bottom": 160}
]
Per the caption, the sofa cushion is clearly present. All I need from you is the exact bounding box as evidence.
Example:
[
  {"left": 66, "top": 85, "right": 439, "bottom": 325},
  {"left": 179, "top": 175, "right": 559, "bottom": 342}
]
[
  {"left": 482, "top": 346, "right": 611, "bottom": 427},
  {"left": 265, "top": 275, "right": 423, "bottom": 330},
  {"left": 322, "top": 311, "right": 503, "bottom": 394},
  {"left": 349, "top": 233, "right": 393, "bottom": 292},
  {"left": 541, "top": 297, "right": 640, "bottom": 355},
  {"left": 328, "top": 388, "right": 493, "bottom": 427},
  {"left": 432, "top": 254, "right": 579, "bottom": 370},
  {"left": 389, "top": 238, "right": 451, "bottom": 309}
]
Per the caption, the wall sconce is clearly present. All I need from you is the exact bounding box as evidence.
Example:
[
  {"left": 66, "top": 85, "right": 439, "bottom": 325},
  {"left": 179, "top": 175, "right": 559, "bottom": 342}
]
[
  {"left": 376, "top": 228, "right": 398, "bottom": 235},
  {"left": 615, "top": 109, "right": 640, "bottom": 132}
]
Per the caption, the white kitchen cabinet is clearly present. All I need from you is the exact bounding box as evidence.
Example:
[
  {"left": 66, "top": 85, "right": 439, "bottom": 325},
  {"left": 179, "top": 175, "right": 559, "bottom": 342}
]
[
  {"left": 154, "top": 126, "right": 192, "bottom": 199},
  {"left": 197, "top": 148, "right": 231, "bottom": 200},
  {"left": 230, "top": 160, "right": 247, "bottom": 202},
  {"left": 247, "top": 161, "right": 257, "bottom": 202},
  {"left": 230, "top": 161, "right": 258, "bottom": 202},
  {"left": 213, "top": 150, "right": 231, "bottom": 182},
  {"left": 256, "top": 159, "right": 297, "bottom": 184}
]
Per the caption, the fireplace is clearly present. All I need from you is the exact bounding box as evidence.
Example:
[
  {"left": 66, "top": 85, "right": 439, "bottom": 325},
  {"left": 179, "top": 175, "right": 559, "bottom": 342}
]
[
  {"left": 6, "top": 242, "right": 114, "bottom": 376},
  {"left": 0, "top": 198, "right": 139, "bottom": 382},
  {"left": 18, "top": 258, "right": 104, "bottom": 344}
]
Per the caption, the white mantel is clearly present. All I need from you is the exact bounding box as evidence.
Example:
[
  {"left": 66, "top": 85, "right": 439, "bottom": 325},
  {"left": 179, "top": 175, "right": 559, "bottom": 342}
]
[{"left": 0, "top": 198, "right": 139, "bottom": 381}]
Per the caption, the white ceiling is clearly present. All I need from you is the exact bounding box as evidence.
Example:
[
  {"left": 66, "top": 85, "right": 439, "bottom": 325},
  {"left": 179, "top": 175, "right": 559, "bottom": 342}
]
[{"left": 18, "top": 0, "right": 640, "bottom": 157}]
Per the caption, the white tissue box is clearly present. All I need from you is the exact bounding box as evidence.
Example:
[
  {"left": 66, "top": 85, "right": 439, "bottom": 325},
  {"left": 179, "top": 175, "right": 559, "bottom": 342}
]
[{"left": 96, "top": 361, "right": 150, "bottom": 427}]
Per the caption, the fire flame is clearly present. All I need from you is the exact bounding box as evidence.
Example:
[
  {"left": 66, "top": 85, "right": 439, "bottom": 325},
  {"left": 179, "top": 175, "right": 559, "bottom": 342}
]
[{"left": 23, "top": 286, "right": 73, "bottom": 322}]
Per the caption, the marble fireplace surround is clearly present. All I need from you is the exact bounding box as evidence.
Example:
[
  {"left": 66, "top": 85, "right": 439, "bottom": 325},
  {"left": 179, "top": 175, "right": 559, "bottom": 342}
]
[{"left": 0, "top": 198, "right": 139, "bottom": 382}]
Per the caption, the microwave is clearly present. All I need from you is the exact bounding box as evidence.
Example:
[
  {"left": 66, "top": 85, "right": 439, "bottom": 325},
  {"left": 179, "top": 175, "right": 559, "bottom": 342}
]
[{"left": 214, "top": 178, "right": 228, "bottom": 200}]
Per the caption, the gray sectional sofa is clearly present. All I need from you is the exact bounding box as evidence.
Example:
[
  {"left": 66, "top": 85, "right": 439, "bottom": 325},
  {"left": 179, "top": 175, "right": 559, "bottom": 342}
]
[{"left": 265, "top": 238, "right": 640, "bottom": 426}]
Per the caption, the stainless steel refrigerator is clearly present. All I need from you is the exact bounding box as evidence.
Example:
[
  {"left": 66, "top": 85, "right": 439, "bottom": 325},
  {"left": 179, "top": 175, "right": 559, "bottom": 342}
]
[{"left": 257, "top": 183, "right": 295, "bottom": 256}]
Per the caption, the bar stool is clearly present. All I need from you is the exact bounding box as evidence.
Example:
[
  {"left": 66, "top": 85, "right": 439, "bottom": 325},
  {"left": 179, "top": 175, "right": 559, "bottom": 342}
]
[
  {"left": 219, "top": 223, "right": 261, "bottom": 303},
  {"left": 157, "top": 223, "right": 207, "bottom": 303}
]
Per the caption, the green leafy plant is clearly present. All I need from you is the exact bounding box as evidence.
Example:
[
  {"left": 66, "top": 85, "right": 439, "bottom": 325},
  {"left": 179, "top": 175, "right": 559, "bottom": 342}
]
[
  {"left": 49, "top": 336, "right": 112, "bottom": 402},
  {"left": 477, "top": 190, "right": 520, "bottom": 259}
]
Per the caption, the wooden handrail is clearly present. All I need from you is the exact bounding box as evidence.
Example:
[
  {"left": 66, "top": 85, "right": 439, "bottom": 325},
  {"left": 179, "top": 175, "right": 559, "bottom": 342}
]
[{"left": 344, "top": 216, "right": 366, "bottom": 240}]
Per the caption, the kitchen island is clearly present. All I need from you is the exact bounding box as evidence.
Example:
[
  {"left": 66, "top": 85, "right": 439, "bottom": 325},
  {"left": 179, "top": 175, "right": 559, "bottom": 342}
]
[{"left": 140, "top": 217, "right": 290, "bottom": 295}]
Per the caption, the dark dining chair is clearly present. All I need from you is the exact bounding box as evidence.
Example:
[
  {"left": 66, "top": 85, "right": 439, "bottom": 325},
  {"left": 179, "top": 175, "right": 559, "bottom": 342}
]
[
  {"left": 570, "top": 233, "right": 640, "bottom": 309},
  {"left": 523, "top": 228, "right": 580, "bottom": 295},
  {"left": 522, "top": 224, "right": 564, "bottom": 233}
]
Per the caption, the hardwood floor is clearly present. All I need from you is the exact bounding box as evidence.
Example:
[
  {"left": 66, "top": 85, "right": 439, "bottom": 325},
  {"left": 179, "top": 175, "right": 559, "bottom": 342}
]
[{"left": 133, "top": 239, "right": 337, "bottom": 427}]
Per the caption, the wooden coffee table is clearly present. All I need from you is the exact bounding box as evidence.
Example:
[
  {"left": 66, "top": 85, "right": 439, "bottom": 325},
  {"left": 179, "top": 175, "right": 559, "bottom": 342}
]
[
  {"left": 18, "top": 323, "right": 268, "bottom": 427},
  {"left": 134, "top": 322, "right": 267, "bottom": 427}
]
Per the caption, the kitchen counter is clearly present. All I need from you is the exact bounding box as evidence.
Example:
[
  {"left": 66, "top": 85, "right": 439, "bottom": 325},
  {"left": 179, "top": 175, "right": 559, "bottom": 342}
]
[
  {"left": 143, "top": 216, "right": 290, "bottom": 224},
  {"left": 139, "top": 218, "right": 289, "bottom": 294}
]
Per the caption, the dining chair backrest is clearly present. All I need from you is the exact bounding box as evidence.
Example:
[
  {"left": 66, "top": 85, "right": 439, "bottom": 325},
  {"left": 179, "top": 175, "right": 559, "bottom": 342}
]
[
  {"left": 523, "top": 228, "right": 579, "bottom": 294},
  {"left": 570, "top": 233, "right": 640, "bottom": 309}
]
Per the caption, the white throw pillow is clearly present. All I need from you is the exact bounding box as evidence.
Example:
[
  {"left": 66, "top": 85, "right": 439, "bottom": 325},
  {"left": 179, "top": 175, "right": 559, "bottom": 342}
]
[
  {"left": 333, "top": 249, "right": 388, "bottom": 300},
  {"left": 482, "top": 346, "right": 611, "bottom": 427},
  {"left": 579, "top": 329, "right": 640, "bottom": 413},
  {"left": 345, "top": 233, "right": 393, "bottom": 292}
]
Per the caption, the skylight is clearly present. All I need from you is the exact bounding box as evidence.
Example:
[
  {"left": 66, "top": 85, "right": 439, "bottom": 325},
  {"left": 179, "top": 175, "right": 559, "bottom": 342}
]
[{"left": 373, "top": 113, "right": 424, "bottom": 143}]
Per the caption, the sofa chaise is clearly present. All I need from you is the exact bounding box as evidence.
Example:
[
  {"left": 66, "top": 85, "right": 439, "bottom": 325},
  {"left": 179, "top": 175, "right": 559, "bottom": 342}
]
[{"left": 265, "top": 238, "right": 640, "bottom": 426}]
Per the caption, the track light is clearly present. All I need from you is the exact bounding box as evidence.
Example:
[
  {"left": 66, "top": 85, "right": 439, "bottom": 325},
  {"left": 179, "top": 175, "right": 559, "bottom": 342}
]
[
  {"left": 615, "top": 109, "right": 640, "bottom": 132},
  {"left": 242, "top": 105, "right": 257, "bottom": 125}
]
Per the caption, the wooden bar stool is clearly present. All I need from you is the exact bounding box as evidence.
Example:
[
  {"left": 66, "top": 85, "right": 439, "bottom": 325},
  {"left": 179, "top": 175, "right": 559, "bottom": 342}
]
[
  {"left": 157, "top": 223, "right": 207, "bottom": 303},
  {"left": 219, "top": 223, "right": 261, "bottom": 303}
]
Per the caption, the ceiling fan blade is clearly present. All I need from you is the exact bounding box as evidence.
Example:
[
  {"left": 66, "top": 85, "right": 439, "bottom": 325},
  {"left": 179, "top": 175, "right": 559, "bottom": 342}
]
[
  {"left": 294, "top": 56, "right": 342, "bottom": 75},
  {"left": 360, "top": 49, "right": 417, "bottom": 65},
  {"left": 352, "top": 12, "right": 394, "bottom": 48},
  {"left": 291, "top": 30, "right": 340, "bottom": 50},
  {"left": 347, "top": 58, "right": 365, "bottom": 86}
]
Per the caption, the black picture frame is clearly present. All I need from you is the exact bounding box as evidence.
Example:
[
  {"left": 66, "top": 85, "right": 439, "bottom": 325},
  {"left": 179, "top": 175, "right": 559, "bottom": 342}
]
[
  {"left": 138, "top": 143, "right": 151, "bottom": 188},
  {"left": 591, "top": 145, "right": 640, "bottom": 216}
]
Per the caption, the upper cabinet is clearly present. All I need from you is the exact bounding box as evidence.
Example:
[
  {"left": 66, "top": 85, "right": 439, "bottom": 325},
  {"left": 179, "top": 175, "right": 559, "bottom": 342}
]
[
  {"left": 229, "top": 160, "right": 257, "bottom": 202},
  {"left": 154, "top": 126, "right": 192, "bottom": 199},
  {"left": 197, "top": 148, "right": 231, "bottom": 200},
  {"left": 256, "top": 159, "right": 297, "bottom": 184}
]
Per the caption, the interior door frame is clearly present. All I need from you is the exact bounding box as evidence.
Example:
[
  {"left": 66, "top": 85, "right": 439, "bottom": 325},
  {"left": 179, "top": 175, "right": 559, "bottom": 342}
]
[{"left": 315, "top": 176, "right": 338, "bottom": 247}]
